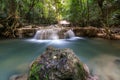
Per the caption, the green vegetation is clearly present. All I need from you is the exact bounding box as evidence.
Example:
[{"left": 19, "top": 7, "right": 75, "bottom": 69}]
[
  {"left": 29, "top": 62, "right": 43, "bottom": 80},
  {"left": 0, "top": 0, "right": 120, "bottom": 38},
  {"left": 75, "top": 62, "right": 88, "bottom": 80},
  {"left": 0, "top": 0, "right": 120, "bottom": 26}
]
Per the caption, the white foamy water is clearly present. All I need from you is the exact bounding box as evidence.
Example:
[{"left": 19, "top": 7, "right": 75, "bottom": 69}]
[{"left": 34, "top": 28, "right": 75, "bottom": 40}]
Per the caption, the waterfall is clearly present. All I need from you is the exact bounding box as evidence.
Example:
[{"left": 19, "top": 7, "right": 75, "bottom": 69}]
[
  {"left": 34, "top": 29, "right": 59, "bottom": 40},
  {"left": 34, "top": 28, "right": 75, "bottom": 40},
  {"left": 64, "top": 29, "right": 75, "bottom": 39}
]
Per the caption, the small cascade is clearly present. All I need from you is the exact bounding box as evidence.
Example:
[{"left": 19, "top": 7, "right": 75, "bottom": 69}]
[
  {"left": 34, "top": 28, "right": 61, "bottom": 40},
  {"left": 64, "top": 29, "right": 75, "bottom": 39},
  {"left": 34, "top": 28, "right": 75, "bottom": 40}
]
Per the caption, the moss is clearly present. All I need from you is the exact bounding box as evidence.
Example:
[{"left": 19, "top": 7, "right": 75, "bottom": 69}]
[
  {"left": 45, "top": 73, "right": 49, "bottom": 80},
  {"left": 28, "top": 62, "right": 43, "bottom": 80},
  {"left": 75, "top": 62, "right": 88, "bottom": 80}
]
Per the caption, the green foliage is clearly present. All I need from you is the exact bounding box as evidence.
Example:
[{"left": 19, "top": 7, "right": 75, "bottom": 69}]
[
  {"left": 29, "top": 62, "right": 43, "bottom": 80},
  {"left": 108, "top": 10, "right": 120, "bottom": 26},
  {"left": 75, "top": 62, "right": 88, "bottom": 80},
  {"left": 0, "top": 0, "right": 120, "bottom": 26},
  {"left": 69, "top": 0, "right": 82, "bottom": 25}
]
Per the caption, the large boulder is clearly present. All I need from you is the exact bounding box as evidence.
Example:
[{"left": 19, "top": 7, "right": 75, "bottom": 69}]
[{"left": 28, "top": 46, "right": 98, "bottom": 80}]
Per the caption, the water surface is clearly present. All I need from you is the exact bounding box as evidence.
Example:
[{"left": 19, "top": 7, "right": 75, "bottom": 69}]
[{"left": 0, "top": 38, "right": 120, "bottom": 80}]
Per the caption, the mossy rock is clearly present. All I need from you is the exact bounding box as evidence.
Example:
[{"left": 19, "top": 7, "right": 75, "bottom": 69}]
[{"left": 28, "top": 46, "right": 98, "bottom": 80}]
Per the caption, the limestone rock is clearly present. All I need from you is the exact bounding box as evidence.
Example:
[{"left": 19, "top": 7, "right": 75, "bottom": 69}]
[{"left": 28, "top": 46, "right": 98, "bottom": 80}]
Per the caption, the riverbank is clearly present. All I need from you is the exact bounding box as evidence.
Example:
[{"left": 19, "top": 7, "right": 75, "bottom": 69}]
[
  {"left": 15, "top": 25, "right": 120, "bottom": 40},
  {"left": 0, "top": 25, "right": 120, "bottom": 40}
]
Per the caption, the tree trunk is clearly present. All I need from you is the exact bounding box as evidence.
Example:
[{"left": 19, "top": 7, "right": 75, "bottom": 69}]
[
  {"left": 7, "top": 0, "right": 20, "bottom": 37},
  {"left": 97, "top": 0, "right": 106, "bottom": 26}
]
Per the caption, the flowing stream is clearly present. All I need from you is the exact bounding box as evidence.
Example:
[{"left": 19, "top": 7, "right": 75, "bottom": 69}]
[{"left": 0, "top": 38, "right": 120, "bottom": 80}]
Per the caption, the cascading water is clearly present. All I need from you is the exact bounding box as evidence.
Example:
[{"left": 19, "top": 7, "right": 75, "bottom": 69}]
[
  {"left": 34, "top": 28, "right": 60, "bottom": 40},
  {"left": 64, "top": 29, "right": 75, "bottom": 39},
  {"left": 34, "top": 28, "right": 75, "bottom": 40}
]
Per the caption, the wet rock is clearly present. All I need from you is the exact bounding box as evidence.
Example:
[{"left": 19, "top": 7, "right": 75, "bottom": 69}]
[
  {"left": 73, "top": 26, "right": 98, "bottom": 37},
  {"left": 114, "top": 59, "right": 120, "bottom": 65},
  {"left": 0, "top": 24, "right": 4, "bottom": 28},
  {"left": 64, "top": 29, "right": 75, "bottom": 39},
  {"left": 28, "top": 46, "right": 98, "bottom": 80},
  {"left": 9, "top": 74, "right": 28, "bottom": 80}
]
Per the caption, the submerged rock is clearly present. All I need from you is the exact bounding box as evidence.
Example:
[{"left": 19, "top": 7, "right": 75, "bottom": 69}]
[
  {"left": 9, "top": 74, "right": 28, "bottom": 80},
  {"left": 28, "top": 46, "right": 98, "bottom": 80},
  {"left": 114, "top": 59, "right": 120, "bottom": 66}
]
